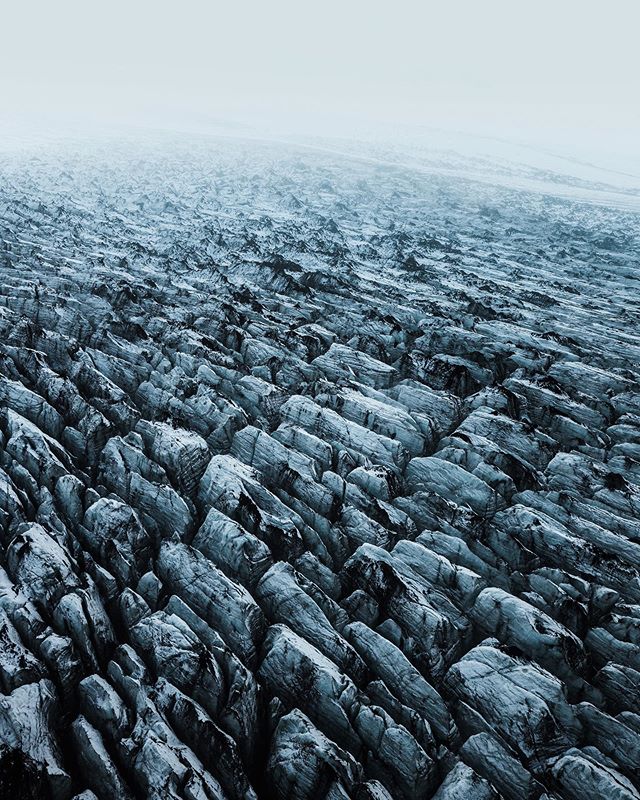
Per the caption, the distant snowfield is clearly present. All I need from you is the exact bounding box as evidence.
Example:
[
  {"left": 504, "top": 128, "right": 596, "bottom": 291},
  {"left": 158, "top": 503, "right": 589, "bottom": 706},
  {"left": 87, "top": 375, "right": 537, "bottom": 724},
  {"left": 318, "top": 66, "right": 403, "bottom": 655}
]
[
  {"left": 277, "top": 136, "right": 640, "bottom": 214},
  {"left": 1, "top": 115, "right": 638, "bottom": 213}
]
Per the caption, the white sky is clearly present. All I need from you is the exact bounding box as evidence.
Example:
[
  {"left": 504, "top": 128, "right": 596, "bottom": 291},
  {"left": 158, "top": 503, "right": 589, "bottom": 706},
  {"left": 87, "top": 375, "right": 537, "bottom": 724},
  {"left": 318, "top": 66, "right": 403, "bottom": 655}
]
[{"left": 2, "top": 0, "right": 639, "bottom": 163}]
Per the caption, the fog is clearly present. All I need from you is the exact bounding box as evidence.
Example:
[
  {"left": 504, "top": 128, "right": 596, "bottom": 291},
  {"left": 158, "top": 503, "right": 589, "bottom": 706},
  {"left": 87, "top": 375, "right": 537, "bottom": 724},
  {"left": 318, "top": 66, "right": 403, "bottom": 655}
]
[{"left": 2, "top": 0, "right": 639, "bottom": 172}]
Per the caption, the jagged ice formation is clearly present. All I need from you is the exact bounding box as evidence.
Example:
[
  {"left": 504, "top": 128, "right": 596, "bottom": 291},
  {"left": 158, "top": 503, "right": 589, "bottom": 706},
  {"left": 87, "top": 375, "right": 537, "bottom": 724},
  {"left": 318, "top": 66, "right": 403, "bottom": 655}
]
[{"left": 0, "top": 133, "right": 639, "bottom": 799}]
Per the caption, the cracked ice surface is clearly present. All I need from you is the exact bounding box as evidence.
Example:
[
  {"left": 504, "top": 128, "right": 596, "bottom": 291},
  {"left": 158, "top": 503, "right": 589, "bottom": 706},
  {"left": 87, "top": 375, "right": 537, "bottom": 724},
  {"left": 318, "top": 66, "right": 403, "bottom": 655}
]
[{"left": 0, "top": 131, "right": 639, "bottom": 799}]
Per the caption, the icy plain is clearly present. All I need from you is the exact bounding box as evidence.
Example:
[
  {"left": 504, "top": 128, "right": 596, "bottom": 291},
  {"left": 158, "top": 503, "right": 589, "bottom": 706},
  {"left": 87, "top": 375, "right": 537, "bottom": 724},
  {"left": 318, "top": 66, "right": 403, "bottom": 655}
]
[{"left": 0, "top": 131, "right": 639, "bottom": 799}]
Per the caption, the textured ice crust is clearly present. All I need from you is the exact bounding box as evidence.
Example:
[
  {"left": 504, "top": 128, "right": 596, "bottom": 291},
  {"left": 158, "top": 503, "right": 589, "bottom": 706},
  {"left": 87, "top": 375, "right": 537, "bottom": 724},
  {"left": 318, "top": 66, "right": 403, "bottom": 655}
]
[{"left": 0, "top": 134, "right": 639, "bottom": 799}]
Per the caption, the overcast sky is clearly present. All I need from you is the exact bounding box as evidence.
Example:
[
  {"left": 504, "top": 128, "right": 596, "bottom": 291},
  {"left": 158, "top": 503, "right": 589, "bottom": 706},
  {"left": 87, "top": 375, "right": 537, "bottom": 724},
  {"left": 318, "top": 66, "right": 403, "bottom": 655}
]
[{"left": 2, "top": 0, "right": 639, "bottom": 163}]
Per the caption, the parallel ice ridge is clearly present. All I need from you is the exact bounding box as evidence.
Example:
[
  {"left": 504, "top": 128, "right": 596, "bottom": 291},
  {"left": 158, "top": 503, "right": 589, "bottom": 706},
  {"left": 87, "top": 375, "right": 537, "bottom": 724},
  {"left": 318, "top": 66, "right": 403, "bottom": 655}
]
[{"left": 0, "top": 135, "right": 639, "bottom": 799}]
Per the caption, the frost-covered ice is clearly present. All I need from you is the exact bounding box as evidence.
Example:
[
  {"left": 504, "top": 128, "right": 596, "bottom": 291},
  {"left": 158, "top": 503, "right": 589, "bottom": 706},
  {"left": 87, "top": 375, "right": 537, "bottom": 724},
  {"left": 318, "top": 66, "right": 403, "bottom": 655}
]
[{"left": 0, "top": 131, "right": 639, "bottom": 799}]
